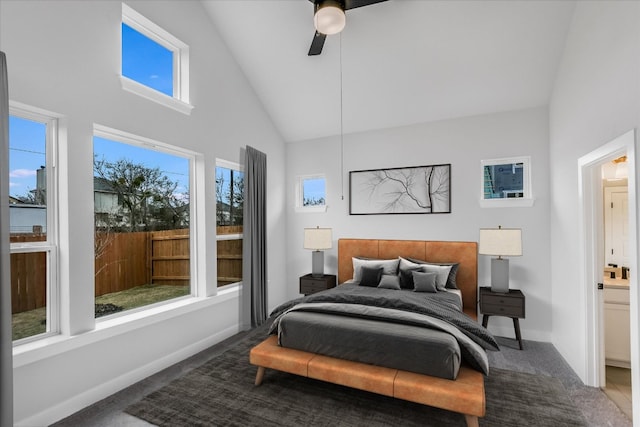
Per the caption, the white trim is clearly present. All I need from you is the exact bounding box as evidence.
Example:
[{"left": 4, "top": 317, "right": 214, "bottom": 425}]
[
  {"left": 14, "top": 318, "right": 240, "bottom": 427},
  {"left": 121, "top": 3, "right": 192, "bottom": 110},
  {"left": 578, "top": 128, "right": 638, "bottom": 427},
  {"left": 479, "top": 156, "right": 534, "bottom": 208},
  {"left": 120, "top": 76, "right": 193, "bottom": 115},
  {"left": 13, "top": 288, "right": 239, "bottom": 368}
]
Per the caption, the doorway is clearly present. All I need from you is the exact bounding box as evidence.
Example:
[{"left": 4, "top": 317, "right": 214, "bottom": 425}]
[{"left": 578, "top": 129, "right": 638, "bottom": 420}]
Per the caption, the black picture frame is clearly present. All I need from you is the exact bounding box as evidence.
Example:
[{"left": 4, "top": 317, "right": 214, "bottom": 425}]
[{"left": 349, "top": 164, "right": 451, "bottom": 215}]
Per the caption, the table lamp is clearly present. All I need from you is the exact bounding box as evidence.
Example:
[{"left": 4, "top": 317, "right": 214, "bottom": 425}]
[
  {"left": 479, "top": 226, "right": 522, "bottom": 293},
  {"left": 304, "top": 227, "right": 332, "bottom": 277}
]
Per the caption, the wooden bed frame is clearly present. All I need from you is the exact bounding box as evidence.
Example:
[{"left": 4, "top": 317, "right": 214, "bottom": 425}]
[{"left": 250, "top": 238, "right": 484, "bottom": 427}]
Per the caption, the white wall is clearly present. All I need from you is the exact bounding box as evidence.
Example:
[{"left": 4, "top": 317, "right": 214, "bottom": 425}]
[
  {"left": 549, "top": 1, "right": 640, "bottom": 382},
  {"left": 286, "top": 106, "right": 552, "bottom": 341},
  {"left": 0, "top": 1, "right": 287, "bottom": 425}
]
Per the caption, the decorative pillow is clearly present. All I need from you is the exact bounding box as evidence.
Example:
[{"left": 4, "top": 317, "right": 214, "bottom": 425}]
[
  {"left": 412, "top": 271, "right": 438, "bottom": 293},
  {"left": 398, "top": 257, "right": 423, "bottom": 289},
  {"left": 352, "top": 257, "right": 399, "bottom": 281},
  {"left": 359, "top": 266, "right": 383, "bottom": 287},
  {"left": 378, "top": 274, "right": 401, "bottom": 290},
  {"left": 398, "top": 266, "right": 423, "bottom": 289},
  {"left": 406, "top": 257, "right": 460, "bottom": 289},
  {"left": 416, "top": 264, "right": 452, "bottom": 291}
]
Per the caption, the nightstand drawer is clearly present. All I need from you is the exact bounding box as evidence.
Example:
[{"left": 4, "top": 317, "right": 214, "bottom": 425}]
[
  {"left": 301, "top": 280, "right": 330, "bottom": 293},
  {"left": 481, "top": 294, "right": 522, "bottom": 308},
  {"left": 300, "top": 274, "right": 337, "bottom": 295},
  {"left": 481, "top": 302, "right": 524, "bottom": 318}
]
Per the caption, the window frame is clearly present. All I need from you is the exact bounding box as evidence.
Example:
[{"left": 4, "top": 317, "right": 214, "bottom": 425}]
[
  {"left": 121, "top": 3, "right": 193, "bottom": 115},
  {"left": 215, "top": 158, "right": 244, "bottom": 289},
  {"left": 480, "top": 156, "right": 534, "bottom": 208},
  {"left": 92, "top": 124, "right": 199, "bottom": 319},
  {"left": 295, "top": 174, "right": 327, "bottom": 213},
  {"left": 9, "top": 102, "right": 60, "bottom": 345}
]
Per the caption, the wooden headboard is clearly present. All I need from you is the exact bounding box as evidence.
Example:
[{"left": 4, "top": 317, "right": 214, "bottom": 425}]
[{"left": 338, "top": 238, "right": 478, "bottom": 318}]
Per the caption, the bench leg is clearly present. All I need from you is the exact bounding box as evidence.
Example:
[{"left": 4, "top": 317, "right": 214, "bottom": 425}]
[
  {"left": 255, "top": 366, "right": 266, "bottom": 386},
  {"left": 464, "top": 414, "right": 479, "bottom": 427}
]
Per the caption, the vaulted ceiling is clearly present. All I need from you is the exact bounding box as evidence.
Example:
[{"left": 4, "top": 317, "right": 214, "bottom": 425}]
[{"left": 202, "top": 1, "right": 576, "bottom": 143}]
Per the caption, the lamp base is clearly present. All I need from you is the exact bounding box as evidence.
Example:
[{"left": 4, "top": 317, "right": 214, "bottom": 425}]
[
  {"left": 490, "top": 258, "right": 510, "bottom": 293},
  {"left": 311, "top": 250, "right": 324, "bottom": 278}
]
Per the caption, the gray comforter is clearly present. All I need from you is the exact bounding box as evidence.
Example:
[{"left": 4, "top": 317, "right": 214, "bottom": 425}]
[{"left": 269, "top": 283, "right": 499, "bottom": 374}]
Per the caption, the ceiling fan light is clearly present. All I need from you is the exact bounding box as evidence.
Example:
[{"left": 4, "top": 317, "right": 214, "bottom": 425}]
[{"left": 314, "top": 3, "right": 346, "bottom": 35}]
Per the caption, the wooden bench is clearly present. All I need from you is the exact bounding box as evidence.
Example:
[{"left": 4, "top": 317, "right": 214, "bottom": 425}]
[{"left": 250, "top": 335, "right": 485, "bottom": 427}]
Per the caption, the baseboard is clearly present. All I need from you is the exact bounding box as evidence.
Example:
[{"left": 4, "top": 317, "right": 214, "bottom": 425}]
[
  {"left": 488, "top": 324, "right": 551, "bottom": 344},
  {"left": 15, "top": 324, "right": 241, "bottom": 427}
]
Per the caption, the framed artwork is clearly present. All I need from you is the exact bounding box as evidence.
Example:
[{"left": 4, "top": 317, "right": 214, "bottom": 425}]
[{"left": 349, "top": 164, "right": 451, "bottom": 215}]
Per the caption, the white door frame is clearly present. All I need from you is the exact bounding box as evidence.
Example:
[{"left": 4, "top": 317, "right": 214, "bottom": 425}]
[{"left": 578, "top": 130, "right": 638, "bottom": 407}]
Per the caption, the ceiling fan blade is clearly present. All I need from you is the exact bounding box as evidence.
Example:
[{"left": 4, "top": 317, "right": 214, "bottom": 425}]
[
  {"left": 308, "top": 31, "right": 327, "bottom": 56},
  {"left": 344, "top": 0, "right": 388, "bottom": 11}
]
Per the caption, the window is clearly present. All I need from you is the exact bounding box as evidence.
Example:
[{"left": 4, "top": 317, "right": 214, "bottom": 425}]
[
  {"left": 216, "top": 160, "right": 244, "bottom": 287},
  {"left": 9, "top": 104, "right": 58, "bottom": 343},
  {"left": 480, "top": 156, "right": 534, "bottom": 208},
  {"left": 93, "top": 126, "right": 193, "bottom": 318},
  {"left": 121, "top": 3, "right": 192, "bottom": 115},
  {"left": 296, "top": 174, "right": 327, "bottom": 212}
]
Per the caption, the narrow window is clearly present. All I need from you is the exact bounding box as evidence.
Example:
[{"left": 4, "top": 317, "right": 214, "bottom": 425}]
[
  {"left": 93, "top": 128, "right": 192, "bottom": 317},
  {"left": 9, "top": 106, "right": 58, "bottom": 343},
  {"left": 121, "top": 4, "right": 192, "bottom": 114},
  {"left": 216, "top": 160, "right": 244, "bottom": 287}
]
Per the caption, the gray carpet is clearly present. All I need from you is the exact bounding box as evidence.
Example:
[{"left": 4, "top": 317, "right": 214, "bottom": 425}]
[{"left": 124, "top": 326, "right": 587, "bottom": 427}]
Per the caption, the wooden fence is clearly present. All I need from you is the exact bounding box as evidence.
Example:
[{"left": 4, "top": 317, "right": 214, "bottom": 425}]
[{"left": 11, "top": 226, "right": 242, "bottom": 314}]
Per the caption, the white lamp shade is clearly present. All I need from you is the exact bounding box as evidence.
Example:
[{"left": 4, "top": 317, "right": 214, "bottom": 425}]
[
  {"left": 479, "top": 228, "right": 522, "bottom": 257},
  {"left": 314, "top": 4, "right": 346, "bottom": 35},
  {"left": 304, "top": 227, "right": 333, "bottom": 250}
]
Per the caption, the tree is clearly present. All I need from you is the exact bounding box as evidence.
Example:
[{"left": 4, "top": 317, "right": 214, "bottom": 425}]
[{"left": 94, "top": 156, "right": 189, "bottom": 232}]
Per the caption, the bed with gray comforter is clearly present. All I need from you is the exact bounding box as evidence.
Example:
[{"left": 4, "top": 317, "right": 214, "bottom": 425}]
[{"left": 269, "top": 283, "right": 499, "bottom": 380}]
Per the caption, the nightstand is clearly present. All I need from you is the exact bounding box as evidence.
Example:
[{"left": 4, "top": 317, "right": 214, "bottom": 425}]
[
  {"left": 300, "top": 274, "right": 337, "bottom": 295},
  {"left": 479, "top": 287, "right": 525, "bottom": 350}
]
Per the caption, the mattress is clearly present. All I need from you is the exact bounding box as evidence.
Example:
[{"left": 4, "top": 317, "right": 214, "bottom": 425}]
[{"left": 278, "top": 310, "right": 462, "bottom": 380}]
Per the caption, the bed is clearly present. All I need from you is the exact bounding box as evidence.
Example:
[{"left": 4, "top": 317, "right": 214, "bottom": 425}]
[{"left": 249, "top": 238, "right": 494, "bottom": 427}]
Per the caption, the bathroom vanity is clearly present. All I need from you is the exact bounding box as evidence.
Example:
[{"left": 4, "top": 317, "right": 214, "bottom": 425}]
[{"left": 604, "top": 273, "right": 630, "bottom": 368}]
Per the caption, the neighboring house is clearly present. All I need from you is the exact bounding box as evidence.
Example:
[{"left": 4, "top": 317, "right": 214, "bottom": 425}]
[{"left": 9, "top": 203, "right": 46, "bottom": 234}]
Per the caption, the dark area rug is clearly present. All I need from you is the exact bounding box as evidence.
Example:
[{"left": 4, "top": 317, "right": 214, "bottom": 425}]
[{"left": 125, "top": 326, "right": 587, "bottom": 427}]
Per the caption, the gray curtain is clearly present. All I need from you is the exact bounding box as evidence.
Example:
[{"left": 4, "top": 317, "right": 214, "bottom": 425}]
[
  {"left": 242, "top": 146, "right": 268, "bottom": 329},
  {"left": 0, "top": 51, "right": 13, "bottom": 426}
]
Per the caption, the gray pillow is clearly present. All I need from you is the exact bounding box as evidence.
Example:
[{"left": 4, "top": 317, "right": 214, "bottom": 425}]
[
  {"left": 359, "top": 266, "right": 383, "bottom": 287},
  {"left": 412, "top": 271, "right": 438, "bottom": 293},
  {"left": 378, "top": 274, "right": 401, "bottom": 290},
  {"left": 407, "top": 257, "right": 460, "bottom": 289},
  {"left": 398, "top": 266, "right": 423, "bottom": 289},
  {"left": 352, "top": 257, "right": 400, "bottom": 281}
]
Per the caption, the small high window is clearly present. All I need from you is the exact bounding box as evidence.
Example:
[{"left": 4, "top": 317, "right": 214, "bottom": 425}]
[
  {"left": 296, "top": 174, "right": 327, "bottom": 212},
  {"left": 121, "top": 3, "right": 192, "bottom": 114}
]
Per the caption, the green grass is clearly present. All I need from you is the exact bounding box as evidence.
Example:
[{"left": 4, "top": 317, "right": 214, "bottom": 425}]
[{"left": 12, "top": 284, "right": 190, "bottom": 341}]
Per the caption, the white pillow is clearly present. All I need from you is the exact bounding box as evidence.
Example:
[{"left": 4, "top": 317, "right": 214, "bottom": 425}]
[
  {"left": 419, "top": 264, "right": 452, "bottom": 291},
  {"left": 352, "top": 257, "right": 399, "bottom": 281}
]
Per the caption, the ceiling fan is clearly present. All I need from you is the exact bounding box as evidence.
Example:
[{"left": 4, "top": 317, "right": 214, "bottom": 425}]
[{"left": 308, "top": 0, "right": 388, "bottom": 56}]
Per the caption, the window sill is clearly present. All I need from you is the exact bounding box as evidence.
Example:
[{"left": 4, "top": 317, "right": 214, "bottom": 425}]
[
  {"left": 479, "top": 197, "right": 535, "bottom": 208},
  {"left": 13, "top": 289, "right": 238, "bottom": 368},
  {"left": 120, "top": 76, "right": 194, "bottom": 115},
  {"left": 295, "top": 205, "right": 328, "bottom": 213}
]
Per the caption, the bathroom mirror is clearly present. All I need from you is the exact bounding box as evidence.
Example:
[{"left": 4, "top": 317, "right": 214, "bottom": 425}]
[{"left": 480, "top": 156, "right": 534, "bottom": 207}]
